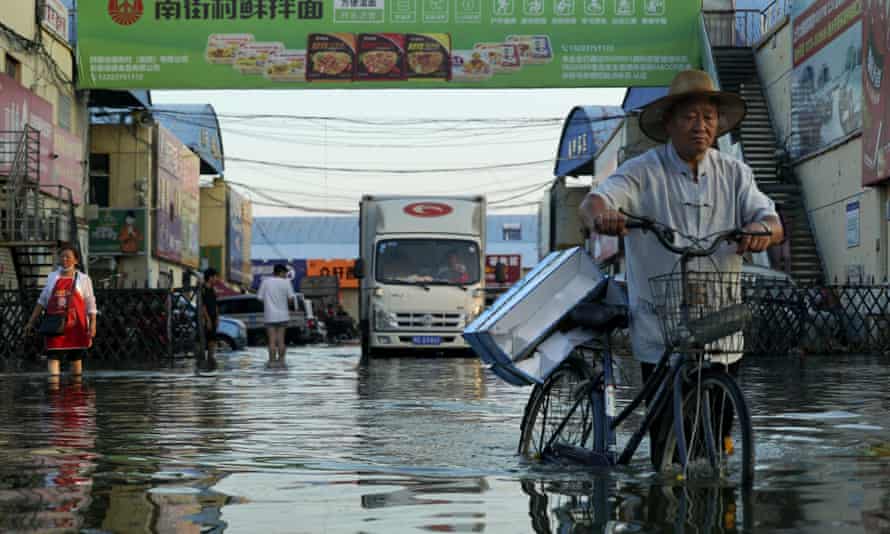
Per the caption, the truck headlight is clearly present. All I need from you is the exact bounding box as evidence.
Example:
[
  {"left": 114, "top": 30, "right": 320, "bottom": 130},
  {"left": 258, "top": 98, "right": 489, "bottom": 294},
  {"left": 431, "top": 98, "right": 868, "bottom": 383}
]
[
  {"left": 464, "top": 304, "right": 484, "bottom": 326},
  {"left": 374, "top": 307, "right": 399, "bottom": 331}
]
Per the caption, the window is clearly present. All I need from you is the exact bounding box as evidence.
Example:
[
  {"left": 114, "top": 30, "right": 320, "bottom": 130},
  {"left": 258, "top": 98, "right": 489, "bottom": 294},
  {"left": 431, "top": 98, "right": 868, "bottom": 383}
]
[
  {"left": 4, "top": 54, "right": 21, "bottom": 81},
  {"left": 89, "top": 154, "right": 110, "bottom": 207},
  {"left": 57, "top": 93, "right": 72, "bottom": 131},
  {"left": 375, "top": 239, "right": 481, "bottom": 286},
  {"left": 502, "top": 223, "right": 522, "bottom": 241}
]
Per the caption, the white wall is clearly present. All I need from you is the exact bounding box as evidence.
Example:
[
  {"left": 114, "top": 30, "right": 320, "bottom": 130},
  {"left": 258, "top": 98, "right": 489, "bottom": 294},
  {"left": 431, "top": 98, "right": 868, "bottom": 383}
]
[
  {"left": 797, "top": 139, "right": 887, "bottom": 282},
  {"left": 755, "top": 19, "right": 888, "bottom": 282},
  {"left": 754, "top": 17, "right": 794, "bottom": 149}
]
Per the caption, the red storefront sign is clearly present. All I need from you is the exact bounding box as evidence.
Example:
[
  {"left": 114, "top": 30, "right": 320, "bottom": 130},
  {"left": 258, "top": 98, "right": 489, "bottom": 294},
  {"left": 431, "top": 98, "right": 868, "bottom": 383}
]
[
  {"left": 863, "top": 0, "right": 890, "bottom": 185},
  {"left": 42, "top": 0, "right": 70, "bottom": 42},
  {"left": 0, "top": 73, "right": 54, "bottom": 187}
]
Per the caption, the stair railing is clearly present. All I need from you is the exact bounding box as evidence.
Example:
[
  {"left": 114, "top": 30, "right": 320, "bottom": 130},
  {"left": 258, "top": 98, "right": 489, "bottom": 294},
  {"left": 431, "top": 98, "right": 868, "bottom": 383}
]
[
  {"left": 1, "top": 129, "right": 31, "bottom": 241},
  {"left": 1, "top": 128, "right": 44, "bottom": 243},
  {"left": 778, "top": 132, "right": 829, "bottom": 283},
  {"left": 703, "top": 0, "right": 792, "bottom": 50},
  {"left": 699, "top": 14, "right": 744, "bottom": 162}
]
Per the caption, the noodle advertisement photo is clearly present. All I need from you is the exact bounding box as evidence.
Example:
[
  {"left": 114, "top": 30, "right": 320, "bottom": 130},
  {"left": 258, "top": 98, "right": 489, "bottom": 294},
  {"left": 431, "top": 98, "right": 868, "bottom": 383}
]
[{"left": 79, "top": 0, "right": 699, "bottom": 89}]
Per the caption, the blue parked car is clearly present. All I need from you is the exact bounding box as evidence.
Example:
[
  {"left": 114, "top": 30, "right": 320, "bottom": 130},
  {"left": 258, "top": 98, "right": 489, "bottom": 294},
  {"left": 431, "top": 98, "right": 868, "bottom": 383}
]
[{"left": 217, "top": 316, "right": 248, "bottom": 352}]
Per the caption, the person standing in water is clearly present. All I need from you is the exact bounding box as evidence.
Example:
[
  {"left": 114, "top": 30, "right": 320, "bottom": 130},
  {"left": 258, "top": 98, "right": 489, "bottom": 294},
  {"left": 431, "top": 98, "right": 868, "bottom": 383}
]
[{"left": 25, "top": 245, "right": 98, "bottom": 377}]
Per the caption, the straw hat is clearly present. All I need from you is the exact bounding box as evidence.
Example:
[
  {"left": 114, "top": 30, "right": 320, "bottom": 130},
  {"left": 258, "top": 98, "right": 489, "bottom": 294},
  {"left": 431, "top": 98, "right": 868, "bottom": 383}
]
[{"left": 639, "top": 70, "right": 747, "bottom": 143}]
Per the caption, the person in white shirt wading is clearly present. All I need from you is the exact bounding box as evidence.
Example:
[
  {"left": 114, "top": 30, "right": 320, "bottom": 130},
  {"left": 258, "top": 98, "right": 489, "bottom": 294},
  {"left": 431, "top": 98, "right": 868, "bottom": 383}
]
[{"left": 257, "top": 264, "right": 296, "bottom": 368}]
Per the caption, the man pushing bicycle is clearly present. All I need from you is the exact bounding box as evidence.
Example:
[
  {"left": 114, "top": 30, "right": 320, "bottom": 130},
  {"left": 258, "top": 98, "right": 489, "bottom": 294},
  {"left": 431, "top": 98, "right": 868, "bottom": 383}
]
[{"left": 580, "top": 70, "right": 784, "bottom": 468}]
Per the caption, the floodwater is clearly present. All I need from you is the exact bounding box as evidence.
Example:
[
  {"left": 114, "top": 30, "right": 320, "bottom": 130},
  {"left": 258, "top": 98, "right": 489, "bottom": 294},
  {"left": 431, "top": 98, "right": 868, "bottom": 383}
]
[{"left": 0, "top": 347, "right": 889, "bottom": 533}]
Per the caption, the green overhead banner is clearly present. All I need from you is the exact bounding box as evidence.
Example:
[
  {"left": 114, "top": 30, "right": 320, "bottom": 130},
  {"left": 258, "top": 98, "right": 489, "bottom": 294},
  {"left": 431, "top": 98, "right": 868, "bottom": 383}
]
[{"left": 78, "top": 0, "right": 700, "bottom": 89}]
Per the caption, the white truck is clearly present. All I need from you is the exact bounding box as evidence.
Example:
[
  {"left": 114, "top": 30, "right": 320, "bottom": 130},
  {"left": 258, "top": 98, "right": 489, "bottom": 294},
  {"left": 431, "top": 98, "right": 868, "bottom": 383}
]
[{"left": 356, "top": 195, "right": 487, "bottom": 358}]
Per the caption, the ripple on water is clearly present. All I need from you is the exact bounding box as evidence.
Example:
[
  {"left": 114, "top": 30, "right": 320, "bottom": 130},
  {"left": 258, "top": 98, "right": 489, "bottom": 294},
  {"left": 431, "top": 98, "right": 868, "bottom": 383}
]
[{"left": 0, "top": 348, "right": 888, "bottom": 533}]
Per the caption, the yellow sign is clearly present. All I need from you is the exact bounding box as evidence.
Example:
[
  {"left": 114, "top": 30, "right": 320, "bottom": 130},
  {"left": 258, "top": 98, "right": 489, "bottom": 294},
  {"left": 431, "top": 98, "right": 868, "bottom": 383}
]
[{"left": 306, "top": 259, "right": 359, "bottom": 289}]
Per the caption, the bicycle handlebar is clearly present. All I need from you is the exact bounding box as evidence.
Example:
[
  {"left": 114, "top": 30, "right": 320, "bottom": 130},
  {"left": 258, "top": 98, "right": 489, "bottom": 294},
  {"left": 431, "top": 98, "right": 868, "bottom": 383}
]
[{"left": 620, "top": 209, "right": 771, "bottom": 258}]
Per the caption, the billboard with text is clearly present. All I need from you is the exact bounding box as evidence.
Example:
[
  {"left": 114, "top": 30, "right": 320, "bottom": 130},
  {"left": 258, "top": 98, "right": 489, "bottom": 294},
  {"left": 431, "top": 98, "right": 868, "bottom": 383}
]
[
  {"left": 154, "top": 126, "right": 201, "bottom": 268},
  {"left": 863, "top": 0, "right": 889, "bottom": 185},
  {"left": 77, "top": 0, "right": 699, "bottom": 89},
  {"left": 790, "top": 0, "right": 862, "bottom": 159}
]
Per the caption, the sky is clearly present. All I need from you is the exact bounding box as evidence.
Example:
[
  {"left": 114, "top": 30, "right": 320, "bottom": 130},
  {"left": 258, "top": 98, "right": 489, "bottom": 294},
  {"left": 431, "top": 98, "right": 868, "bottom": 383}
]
[{"left": 150, "top": 88, "right": 626, "bottom": 216}]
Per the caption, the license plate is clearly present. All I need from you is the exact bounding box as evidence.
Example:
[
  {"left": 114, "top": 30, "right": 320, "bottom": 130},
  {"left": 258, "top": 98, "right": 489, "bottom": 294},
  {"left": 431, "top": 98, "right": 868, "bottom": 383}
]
[{"left": 412, "top": 336, "right": 442, "bottom": 346}]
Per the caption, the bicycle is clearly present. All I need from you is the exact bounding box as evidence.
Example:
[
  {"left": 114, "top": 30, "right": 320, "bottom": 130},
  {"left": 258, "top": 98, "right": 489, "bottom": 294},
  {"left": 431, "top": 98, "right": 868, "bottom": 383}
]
[{"left": 517, "top": 212, "right": 771, "bottom": 486}]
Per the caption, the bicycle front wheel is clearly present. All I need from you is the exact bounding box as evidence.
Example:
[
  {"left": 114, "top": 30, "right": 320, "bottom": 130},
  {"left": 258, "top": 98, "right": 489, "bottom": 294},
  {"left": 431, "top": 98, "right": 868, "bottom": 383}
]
[
  {"left": 519, "top": 356, "right": 595, "bottom": 461},
  {"left": 659, "top": 370, "right": 754, "bottom": 486}
]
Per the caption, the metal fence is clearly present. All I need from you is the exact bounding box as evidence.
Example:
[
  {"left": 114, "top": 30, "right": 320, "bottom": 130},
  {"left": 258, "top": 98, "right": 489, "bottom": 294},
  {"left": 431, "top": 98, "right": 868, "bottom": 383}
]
[
  {"left": 615, "top": 279, "right": 890, "bottom": 358},
  {"left": 703, "top": 0, "right": 792, "bottom": 48},
  {"left": 746, "top": 281, "right": 890, "bottom": 356},
  {"left": 0, "top": 285, "right": 203, "bottom": 369}
]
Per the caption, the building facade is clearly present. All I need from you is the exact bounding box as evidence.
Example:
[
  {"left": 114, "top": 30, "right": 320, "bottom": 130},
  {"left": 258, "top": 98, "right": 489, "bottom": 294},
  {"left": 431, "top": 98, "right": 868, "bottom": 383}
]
[
  {"left": 200, "top": 177, "right": 253, "bottom": 291},
  {"left": 0, "top": 0, "right": 87, "bottom": 289}
]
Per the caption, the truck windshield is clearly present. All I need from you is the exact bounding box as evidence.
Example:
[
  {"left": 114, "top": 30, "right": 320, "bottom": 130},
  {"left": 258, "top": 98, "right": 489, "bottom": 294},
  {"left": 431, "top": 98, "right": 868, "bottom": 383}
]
[{"left": 376, "top": 239, "right": 481, "bottom": 285}]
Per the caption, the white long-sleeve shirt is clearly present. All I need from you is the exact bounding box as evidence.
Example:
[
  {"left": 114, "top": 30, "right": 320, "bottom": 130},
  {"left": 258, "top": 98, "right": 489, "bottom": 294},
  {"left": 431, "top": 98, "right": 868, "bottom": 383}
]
[
  {"left": 38, "top": 269, "right": 97, "bottom": 315},
  {"left": 591, "top": 142, "right": 777, "bottom": 363}
]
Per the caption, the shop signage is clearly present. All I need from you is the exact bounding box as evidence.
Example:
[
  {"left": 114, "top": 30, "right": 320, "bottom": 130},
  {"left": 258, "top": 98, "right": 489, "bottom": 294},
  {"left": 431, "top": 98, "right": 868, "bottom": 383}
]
[
  {"left": 485, "top": 253, "right": 520, "bottom": 287},
  {"left": 251, "top": 259, "right": 308, "bottom": 292},
  {"left": 154, "top": 126, "right": 201, "bottom": 268},
  {"left": 42, "top": 0, "right": 70, "bottom": 42},
  {"left": 790, "top": 0, "right": 862, "bottom": 159},
  {"left": 307, "top": 259, "right": 359, "bottom": 288},
  {"left": 227, "top": 188, "right": 253, "bottom": 285},
  {"left": 76, "top": 0, "right": 700, "bottom": 89},
  {"left": 846, "top": 199, "right": 860, "bottom": 248},
  {"left": 863, "top": 0, "right": 889, "bottom": 185},
  {"left": 89, "top": 208, "right": 147, "bottom": 255},
  {"left": 0, "top": 74, "right": 54, "bottom": 188}
]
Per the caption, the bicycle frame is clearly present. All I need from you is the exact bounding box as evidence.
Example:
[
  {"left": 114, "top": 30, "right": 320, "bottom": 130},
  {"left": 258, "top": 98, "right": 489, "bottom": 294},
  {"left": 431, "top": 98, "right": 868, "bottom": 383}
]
[
  {"left": 543, "top": 338, "right": 687, "bottom": 467},
  {"left": 536, "top": 212, "right": 765, "bottom": 475}
]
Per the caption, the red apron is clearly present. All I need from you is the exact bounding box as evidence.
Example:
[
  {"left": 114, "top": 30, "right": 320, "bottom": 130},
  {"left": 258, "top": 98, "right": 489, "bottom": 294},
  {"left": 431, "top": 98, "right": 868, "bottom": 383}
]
[{"left": 45, "top": 277, "right": 91, "bottom": 351}]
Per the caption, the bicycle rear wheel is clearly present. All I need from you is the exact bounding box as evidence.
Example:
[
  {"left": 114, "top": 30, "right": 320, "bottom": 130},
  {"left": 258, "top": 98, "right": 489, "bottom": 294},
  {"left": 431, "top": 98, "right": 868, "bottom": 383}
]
[
  {"left": 659, "top": 369, "right": 754, "bottom": 486},
  {"left": 518, "top": 356, "right": 596, "bottom": 460}
]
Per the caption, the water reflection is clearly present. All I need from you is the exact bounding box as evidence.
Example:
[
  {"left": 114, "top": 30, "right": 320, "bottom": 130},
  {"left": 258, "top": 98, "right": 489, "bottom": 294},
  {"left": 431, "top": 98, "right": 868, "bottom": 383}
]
[
  {"left": 522, "top": 478, "right": 754, "bottom": 533},
  {"left": 0, "top": 378, "right": 94, "bottom": 531},
  {"left": 0, "top": 349, "right": 889, "bottom": 532}
]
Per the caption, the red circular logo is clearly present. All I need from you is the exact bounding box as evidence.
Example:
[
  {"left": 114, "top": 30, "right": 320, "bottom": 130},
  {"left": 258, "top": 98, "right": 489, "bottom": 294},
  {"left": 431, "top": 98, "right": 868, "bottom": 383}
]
[
  {"left": 403, "top": 202, "right": 454, "bottom": 217},
  {"left": 109, "top": 0, "right": 144, "bottom": 26}
]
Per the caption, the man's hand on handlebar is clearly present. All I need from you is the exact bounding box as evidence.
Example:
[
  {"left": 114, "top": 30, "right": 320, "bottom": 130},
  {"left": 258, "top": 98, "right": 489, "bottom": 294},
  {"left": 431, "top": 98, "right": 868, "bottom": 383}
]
[
  {"left": 593, "top": 209, "right": 629, "bottom": 237},
  {"left": 736, "top": 221, "right": 774, "bottom": 254}
]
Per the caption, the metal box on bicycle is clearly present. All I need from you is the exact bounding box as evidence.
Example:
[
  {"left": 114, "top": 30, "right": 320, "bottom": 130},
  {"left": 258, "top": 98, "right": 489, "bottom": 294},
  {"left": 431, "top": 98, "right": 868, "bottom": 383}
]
[{"left": 464, "top": 247, "right": 620, "bottom": 386}]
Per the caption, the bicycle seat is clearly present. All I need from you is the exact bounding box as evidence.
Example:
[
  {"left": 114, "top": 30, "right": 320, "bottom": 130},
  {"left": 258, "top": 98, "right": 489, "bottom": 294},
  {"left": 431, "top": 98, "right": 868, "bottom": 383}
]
[{"left": 568, "top": 302, "right": 628, "bottom": 332}]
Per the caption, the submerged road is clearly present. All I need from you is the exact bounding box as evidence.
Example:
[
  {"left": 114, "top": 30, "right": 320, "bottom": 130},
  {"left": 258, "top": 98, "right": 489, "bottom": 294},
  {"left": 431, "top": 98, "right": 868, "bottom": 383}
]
[{"left": 1, "top": 346, "right": 889, "bottom": 533}]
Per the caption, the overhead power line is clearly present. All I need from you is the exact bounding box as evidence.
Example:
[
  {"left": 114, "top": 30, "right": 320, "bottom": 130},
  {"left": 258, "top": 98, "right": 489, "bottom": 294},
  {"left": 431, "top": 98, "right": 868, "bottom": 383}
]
[{"left": 227, "top": 155, "right": 552, "bottom": 174}]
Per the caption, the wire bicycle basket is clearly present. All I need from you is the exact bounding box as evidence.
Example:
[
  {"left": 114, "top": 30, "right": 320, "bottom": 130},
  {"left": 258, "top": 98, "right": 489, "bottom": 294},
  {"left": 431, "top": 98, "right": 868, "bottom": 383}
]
[{"left": 649, "top": 271, "right": 753, "bottom": 355}]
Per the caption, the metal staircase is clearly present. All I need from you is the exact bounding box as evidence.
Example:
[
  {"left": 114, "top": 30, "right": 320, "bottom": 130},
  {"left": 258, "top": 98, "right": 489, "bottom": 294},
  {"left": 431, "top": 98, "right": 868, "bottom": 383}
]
[
  {"left": 713, "top": 48, "right": 825, "bottom": 284},
  {"left": 0, "top": 127, "right": 79, "bottom": 289}
]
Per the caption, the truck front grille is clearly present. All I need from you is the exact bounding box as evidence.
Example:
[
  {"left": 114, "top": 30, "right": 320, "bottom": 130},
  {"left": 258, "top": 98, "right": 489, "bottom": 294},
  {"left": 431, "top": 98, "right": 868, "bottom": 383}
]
[{"left": 395, "top": 312, "right": 463, "bottom": 330}]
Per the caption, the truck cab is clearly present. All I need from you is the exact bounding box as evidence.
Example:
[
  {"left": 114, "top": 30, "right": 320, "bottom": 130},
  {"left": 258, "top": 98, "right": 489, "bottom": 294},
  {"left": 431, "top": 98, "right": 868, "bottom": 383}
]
[{"left": 357, "top": 195, "right": 486, "bottom": 358}]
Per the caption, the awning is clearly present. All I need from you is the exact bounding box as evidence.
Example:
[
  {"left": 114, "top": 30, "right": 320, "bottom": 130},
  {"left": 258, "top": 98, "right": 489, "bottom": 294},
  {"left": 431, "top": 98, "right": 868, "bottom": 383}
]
[
  {"left": 554, "top": 105, "right": 624, "bottom": 177},
  {"left": 87, "top": 90, "right": 152, "bottom": 109},
  {"left": 152, "top": 104, "right": 225, "bottom": 175},
  {"left": 621, "top": 87, "right": 669, "bottom": 113}
]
